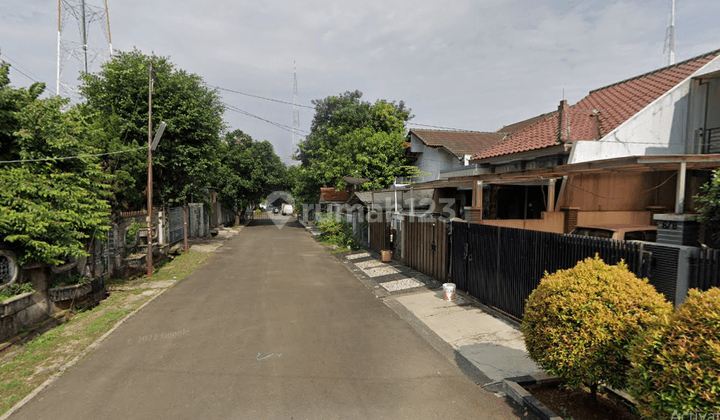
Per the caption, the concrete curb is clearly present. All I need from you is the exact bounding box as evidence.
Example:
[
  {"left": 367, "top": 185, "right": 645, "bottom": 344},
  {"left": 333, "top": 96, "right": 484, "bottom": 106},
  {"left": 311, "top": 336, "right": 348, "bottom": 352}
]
[
  {"left": 502, "top": 375, "right": 564, "bottom": 420},
  {"left": 0, "top": 284, "right": 173, "bottom": 420},
  {"left": 383, "top": 299, "right": 494, "bottom": 386}
]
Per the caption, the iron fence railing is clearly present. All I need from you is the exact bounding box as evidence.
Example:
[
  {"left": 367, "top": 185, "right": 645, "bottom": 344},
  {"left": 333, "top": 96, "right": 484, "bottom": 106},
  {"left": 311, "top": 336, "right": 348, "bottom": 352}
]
[{"left": 450, "top": 222, "right": 650, "bottom": 320}]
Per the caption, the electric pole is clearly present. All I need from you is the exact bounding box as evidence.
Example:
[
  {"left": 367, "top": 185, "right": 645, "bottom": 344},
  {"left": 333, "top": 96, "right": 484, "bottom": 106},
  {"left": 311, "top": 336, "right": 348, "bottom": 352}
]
[{"left": 147, "top": 61, "right": 154, "bottom": 277}]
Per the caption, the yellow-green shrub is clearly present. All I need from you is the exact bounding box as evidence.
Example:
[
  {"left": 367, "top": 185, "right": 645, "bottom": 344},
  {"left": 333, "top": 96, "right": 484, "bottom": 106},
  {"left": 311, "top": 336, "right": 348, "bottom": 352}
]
[
  {"left": 629, "top": 288, "right": 720, "bottom": 417},
  {"left": 522, "top": 255, "right": 672, "bottom": 398}
]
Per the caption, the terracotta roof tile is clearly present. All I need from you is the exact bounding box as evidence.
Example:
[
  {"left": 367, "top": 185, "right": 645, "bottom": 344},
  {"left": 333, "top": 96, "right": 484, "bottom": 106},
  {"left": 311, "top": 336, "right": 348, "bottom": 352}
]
[
  {"left": 474, "top": 48, "right": 720, "bottom": 160},
  {"left": 319, "top": 187, "right": 349, "bottom": 203},
  {"left": 410, "top": 129, "right": 505, "bottom": 157},
  {"left": 496, "top": 112, "right": 555, "bottom": 134}
]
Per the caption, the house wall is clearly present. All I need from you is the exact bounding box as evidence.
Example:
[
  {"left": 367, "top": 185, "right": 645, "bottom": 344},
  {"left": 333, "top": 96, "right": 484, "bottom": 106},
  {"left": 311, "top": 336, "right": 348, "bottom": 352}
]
[
  {"left": 577, "top": 211, "right": 652, "bottom": 226},
  {"left": 479, "top": 211, "right": 565, "bottom": 233},
  {"left": 570, "top": 57, "right": 720, "bottom": 163},
  {"left": 571, "top": 82, "right": 691, "bottom": 163},
  {"left": 561, "top": 171, "right": 676, "bottom": 212},
  {"left": 410, "top": 134, "right": 463, "bottom": 183}
]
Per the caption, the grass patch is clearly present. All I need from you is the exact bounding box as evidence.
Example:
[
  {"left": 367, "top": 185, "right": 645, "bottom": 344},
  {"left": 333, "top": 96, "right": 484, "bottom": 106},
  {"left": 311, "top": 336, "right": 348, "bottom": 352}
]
[{"left": 0, "top": 248, "right": 213, "bottom": 416}]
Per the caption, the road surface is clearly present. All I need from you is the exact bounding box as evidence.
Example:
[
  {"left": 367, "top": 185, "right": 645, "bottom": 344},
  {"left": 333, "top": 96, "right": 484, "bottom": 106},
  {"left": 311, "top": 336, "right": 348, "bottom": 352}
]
[{"left": 10, "top": 218, "right": 525, "bottom": 419}]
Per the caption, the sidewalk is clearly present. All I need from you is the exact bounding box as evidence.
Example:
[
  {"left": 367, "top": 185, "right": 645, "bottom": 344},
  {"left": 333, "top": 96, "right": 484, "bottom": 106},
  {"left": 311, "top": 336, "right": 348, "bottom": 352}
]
[{"left": 335, "top": 249, "right": 543, "bottom": 390}]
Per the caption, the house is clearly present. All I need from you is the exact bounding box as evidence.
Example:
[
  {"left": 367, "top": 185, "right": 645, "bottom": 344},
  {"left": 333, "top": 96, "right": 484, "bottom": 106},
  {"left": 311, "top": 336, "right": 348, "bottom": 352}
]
[
  {"left": 438, "top": 48, "right": 720, "bottom": 242},
  {"left": 318, "top": 187, "right": 349, "bottom": 214},
  {"left": 406, "top": 129, "right": 504, "bottom": 183}
]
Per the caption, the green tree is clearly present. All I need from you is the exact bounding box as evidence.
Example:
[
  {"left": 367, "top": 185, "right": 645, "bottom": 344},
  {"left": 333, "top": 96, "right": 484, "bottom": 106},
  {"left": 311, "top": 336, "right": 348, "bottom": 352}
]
[
  {"left": 214, "top": 130, "right": 288, "bottom": 212},
  {"left": 293, "top": 90, "right": 412, "bottom": 206},
  {"left": 694, "top": 169, "right": 720, "bottom": 246},
  {"left": 0, "top": 60, "right": 111, "bottom": 266},
  {"left": 80, "top": 48, "right": 225, "bottom": 209}
]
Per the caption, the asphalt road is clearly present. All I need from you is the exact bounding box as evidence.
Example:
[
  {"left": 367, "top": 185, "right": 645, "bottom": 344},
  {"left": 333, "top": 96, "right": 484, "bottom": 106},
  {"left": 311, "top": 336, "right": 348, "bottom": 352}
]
[{"left": 10, "top": 218, "right": 525, "bottom": 419}]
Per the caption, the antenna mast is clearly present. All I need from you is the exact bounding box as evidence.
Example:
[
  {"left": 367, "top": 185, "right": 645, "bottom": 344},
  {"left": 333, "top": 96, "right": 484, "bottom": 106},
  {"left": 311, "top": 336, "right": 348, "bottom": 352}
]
[
  {"left": 292, "top": 61, "right": 300, "bottom": 161},
  {"left": 56, "top": 0, "right": 113, "bottom": 97},
  {"left": 664, "top": 0, "right": 676, "bottom": 66}
]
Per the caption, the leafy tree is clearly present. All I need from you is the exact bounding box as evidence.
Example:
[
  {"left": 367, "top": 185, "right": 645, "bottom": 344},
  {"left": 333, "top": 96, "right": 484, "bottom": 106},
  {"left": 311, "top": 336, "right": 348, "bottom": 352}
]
[
  {"left": 0, "top": 60, "right": 111, "bottom": 266},
  {"left": 694, "top": 169, "right": 720, "bottom": 246},
  {"left": 214, "top": 130, "right": 288, "bottom": 212},
  {"left": 80, "top": 48, "right": 225, "bottom": 209},
  {"left": 293, "top": 90, "right": 413, "bottom": 205}
]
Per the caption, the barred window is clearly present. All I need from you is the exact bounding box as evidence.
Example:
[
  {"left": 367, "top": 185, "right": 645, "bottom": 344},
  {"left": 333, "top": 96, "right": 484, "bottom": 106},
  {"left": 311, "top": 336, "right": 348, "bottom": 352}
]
[{"left": 0, "top": 256, "right": 10, "bottom": 284}]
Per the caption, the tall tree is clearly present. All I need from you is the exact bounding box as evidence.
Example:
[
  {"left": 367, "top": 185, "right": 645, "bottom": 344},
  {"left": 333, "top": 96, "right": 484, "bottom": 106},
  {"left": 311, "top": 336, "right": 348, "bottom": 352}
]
[
  {"left": 293, "top": 90, "right": 412, "bottom": 205},
  {"left": 80, "top": 48, "right": 225, "bottom": 209},
  {"left": 215, "top": 130, "right": 288, "bottom": 211},
  {"left": 0, "top": 60, "right": 111, "bottom": 266}
]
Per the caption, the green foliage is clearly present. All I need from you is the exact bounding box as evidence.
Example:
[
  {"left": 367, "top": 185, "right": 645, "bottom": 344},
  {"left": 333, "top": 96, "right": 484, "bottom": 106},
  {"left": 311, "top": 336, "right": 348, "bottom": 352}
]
[
  {"left": 293, "top": 90, "right": 413, "bottom": 206},
  {"left": 125, "top": 221, "right": 142, "bottom": 247},
  {"left": 522, "top": 255, "right": 672, "bottom": 395},
  {"left": 80, "top": 48, "right": 225, "bottom": 208},
  {"left": 0, "top": 60, "right": 111, "bottom": 266},
  {"left": 0, "top": 283, "right": 34, "bottom": 302},
  {"left": 694, "top": 169, "right": 720, "bottom": 245},
  {"left": 214, "top": 130, "right": 288, "bottom": 211},
  {"left": 628, "top": 288, "right": 720, "bottom": 417},
  {"left": 51, "top": 273, "right": 89, "bottom": 288},
  {"left": 315, "top": 214, "right": 362, "bottom": 250}
]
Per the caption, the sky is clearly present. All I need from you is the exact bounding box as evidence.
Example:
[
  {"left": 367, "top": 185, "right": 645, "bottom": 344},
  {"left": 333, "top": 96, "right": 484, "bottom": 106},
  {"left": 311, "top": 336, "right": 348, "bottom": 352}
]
[{"left": 1, "top": 0, "right": 719, "bottom": 165}]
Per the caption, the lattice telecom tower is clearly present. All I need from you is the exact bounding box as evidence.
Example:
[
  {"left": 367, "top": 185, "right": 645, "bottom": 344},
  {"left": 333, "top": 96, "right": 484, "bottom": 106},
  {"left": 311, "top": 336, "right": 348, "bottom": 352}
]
[
  {"left": 664, "top": 0, "right": 676, "bottom": 66},
  {"left": 56, "top": 0, "right": 113, "bottom": 97},
  {"left": 291, "top": 61, "right": 301, "bottom": 161}
]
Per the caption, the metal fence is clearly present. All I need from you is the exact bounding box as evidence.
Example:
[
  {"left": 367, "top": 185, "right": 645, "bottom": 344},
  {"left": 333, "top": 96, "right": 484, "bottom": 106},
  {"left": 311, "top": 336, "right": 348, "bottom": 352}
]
[
  {"left": 401, "top": 216, "right": 448, "bottom": 282},
  {"left": 690, "top": 247, "right": 720, "bottom": 291},
  {"left": 368, "top": 211, "right": 391, "bottom": 253},
  {"left": 450, "top": 222, "right": 650, "bottom": 320},
  {"left": 168, "top": 207, "right": 184, "bottom": 245}
]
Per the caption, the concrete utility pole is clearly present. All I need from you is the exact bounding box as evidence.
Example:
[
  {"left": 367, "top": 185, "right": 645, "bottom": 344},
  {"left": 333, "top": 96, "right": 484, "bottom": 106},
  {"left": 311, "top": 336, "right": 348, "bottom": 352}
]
[
  {"left": 147, "top": 60, "right": 154, "bottom": 278},
  {"left": 664, "top": 0, "right": 676, "bottom": 66}
]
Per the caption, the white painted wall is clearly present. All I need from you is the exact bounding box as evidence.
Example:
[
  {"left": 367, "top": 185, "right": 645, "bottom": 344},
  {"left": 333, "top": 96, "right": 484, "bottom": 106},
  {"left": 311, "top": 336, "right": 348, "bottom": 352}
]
[
  {"left": 410, "top": 134, "right": 464, "bottom": 183},
  {"left": 570, "top": 55, "right": 720, "bottom": 164}
]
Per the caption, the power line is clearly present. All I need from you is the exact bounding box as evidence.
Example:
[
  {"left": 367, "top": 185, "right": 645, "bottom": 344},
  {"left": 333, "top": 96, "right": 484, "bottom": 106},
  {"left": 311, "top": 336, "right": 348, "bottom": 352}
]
[
  {"left": 222, "top": 102, "right": 309, "bottom": 137},
  {"left": 0, "top": 148, "right": 144, "bottom": 164},
  {"left": 406, "top": 122, "right": 477, "bottom": 132},
  {"left": 0, "top": 58, "right": 43, "bottom": 85},
  {"left": 209, "top": 84, "right": 315, "bottom": 109}
]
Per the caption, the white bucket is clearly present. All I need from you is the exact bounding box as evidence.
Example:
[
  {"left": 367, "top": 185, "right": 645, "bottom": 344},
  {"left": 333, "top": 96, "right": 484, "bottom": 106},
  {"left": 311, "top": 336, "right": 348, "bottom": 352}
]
[{"left": 442, "top": 283, "right": 456, "bottom": 301}]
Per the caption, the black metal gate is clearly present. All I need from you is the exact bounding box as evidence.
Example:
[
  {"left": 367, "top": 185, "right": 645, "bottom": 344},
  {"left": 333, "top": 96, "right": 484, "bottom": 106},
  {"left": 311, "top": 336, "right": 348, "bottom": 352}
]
[{"left": 450, "top": 222, "right": 650, "bottom": 320}]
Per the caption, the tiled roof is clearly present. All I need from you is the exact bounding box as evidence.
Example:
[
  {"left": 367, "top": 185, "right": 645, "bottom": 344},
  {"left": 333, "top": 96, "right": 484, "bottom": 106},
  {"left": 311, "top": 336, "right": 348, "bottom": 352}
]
[
  {"left": 410, "top": 129, "right": 505, "bottom": 158},
  {"left": 474, "top": 48, "right": 720, "bottom": 160},
  {"left": 496, "top": 112, "right": 555, "bottom": 134},
  {"left": 319, "top": 187, "right": 349, "bottom": 203}
]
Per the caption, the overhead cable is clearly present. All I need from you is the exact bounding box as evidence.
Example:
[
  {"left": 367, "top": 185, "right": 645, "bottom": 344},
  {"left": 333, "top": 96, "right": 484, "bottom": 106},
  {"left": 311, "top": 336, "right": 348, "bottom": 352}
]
[
  {"left": 222, "top": 102, "right": 308, "bottom": 138},
  {"left": 209, "top": 84, "right": 314, "bottom": 109},
  {"left": 0, "top": 148, "right": 144, "bottom": 164}
]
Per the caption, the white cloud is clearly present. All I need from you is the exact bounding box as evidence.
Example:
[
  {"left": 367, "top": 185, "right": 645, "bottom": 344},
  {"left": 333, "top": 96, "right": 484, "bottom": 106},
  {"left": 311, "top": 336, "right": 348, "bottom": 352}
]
[{"left": 1, "top": 0, "right": 718, "bottom": 163}]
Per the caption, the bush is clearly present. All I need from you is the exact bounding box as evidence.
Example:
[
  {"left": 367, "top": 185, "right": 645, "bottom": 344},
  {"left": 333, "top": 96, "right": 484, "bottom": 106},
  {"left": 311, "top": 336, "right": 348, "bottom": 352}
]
[
  {"left": 315, "top": 214, "right": 362, "bottom": 250},
  {"left": 629, "top": 288, "right": 720, "bottom": 417},
  {"left": 522, "top": 255, "right": 672, "bottom": 399},
  {"left": 694, "top": 169, "right": 720, "bottom": 245},
  {"left": 0, "top": 283, "right": 34, "bottom": 301}
]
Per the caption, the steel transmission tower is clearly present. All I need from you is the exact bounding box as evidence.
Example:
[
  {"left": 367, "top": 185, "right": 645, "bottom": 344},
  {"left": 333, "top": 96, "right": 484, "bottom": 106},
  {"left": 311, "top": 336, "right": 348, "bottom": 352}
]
[
  {"left": 57, "top": 0, "right": 113, "bottom": 97},
  {"left": 291, "top": 61, "right": 301, "bottom": 161},
  {"left": 664, "top": 0, "right": 676, "bottom": 66}
]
